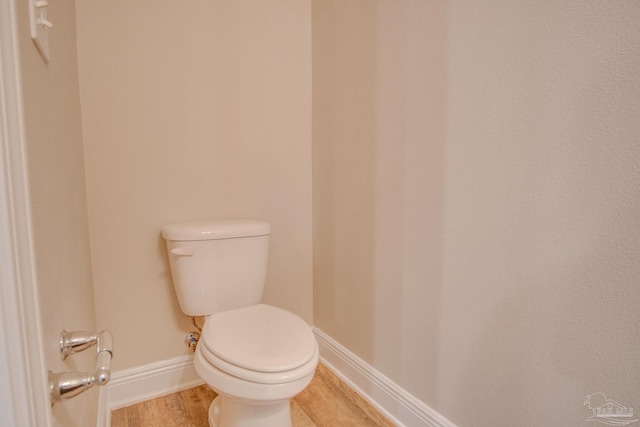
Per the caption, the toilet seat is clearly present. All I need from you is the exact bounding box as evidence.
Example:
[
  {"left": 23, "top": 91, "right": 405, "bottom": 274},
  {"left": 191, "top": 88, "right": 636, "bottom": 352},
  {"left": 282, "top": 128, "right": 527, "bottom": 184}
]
[
  {"left": 200, "top": 304, "right": 317, "bottom": 384},
  {"left": 199, "top": 342, "right": 318, "bottom": 384}
]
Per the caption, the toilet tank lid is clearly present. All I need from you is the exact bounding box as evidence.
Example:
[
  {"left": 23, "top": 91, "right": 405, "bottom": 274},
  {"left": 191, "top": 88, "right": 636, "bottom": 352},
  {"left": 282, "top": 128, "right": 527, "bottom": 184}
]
[{"left": 162, "top": 219, "right": 270, "bottom": 241}]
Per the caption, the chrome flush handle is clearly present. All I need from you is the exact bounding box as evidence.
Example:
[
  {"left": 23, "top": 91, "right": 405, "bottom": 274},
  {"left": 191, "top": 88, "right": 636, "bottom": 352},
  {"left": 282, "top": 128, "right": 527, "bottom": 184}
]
[{"left": 49, "top": 330, "right": 113, "bottom": 404}]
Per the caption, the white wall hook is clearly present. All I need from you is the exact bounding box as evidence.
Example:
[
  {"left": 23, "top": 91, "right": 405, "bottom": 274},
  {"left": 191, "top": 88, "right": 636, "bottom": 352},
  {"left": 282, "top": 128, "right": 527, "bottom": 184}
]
[{"left": 37, "top": 17, "right": 53, "bottom": 29}]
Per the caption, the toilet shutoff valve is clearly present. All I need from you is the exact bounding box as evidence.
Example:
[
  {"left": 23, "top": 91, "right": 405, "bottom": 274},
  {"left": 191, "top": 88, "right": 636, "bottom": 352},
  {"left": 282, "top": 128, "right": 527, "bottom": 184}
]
[{"left": 185, "top": 331, "right": 200, "bottom": 352}]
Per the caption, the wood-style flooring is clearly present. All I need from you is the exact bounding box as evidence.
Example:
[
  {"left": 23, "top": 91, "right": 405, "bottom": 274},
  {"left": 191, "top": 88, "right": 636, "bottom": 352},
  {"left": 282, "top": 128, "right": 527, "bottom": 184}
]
[{"left": 111, "top": 363, "right": 395, "bottom": 427}]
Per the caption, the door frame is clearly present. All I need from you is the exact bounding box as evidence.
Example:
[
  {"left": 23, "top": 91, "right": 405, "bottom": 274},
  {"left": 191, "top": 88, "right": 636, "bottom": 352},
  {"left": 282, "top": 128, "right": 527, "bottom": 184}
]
[{"left": 0, "top": 0, "right": 51, "bottom": 425}]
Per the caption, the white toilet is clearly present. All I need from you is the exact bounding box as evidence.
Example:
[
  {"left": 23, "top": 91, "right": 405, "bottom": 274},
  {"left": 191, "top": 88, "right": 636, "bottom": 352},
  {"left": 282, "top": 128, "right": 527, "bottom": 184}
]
[{"left": 162, "top": 219, "right": 318, "bottom": 427}]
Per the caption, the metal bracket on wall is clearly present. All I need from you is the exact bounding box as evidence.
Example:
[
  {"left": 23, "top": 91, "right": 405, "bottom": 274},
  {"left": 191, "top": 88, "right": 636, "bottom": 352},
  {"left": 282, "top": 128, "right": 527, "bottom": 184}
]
[{"left": 48, "top": 330, "right": 113, "bottom": 404}]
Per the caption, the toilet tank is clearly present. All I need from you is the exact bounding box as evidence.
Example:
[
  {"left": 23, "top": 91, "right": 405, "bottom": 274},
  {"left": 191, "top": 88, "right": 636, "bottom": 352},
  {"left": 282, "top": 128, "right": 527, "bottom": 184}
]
[{"left": 162, "top": 220, "right": 270, "bottom": 317}]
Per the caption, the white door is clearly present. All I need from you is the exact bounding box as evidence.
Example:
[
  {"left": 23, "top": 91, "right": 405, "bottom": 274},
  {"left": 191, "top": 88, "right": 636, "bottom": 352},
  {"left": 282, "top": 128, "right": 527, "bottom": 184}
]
[
  {"left": 0, "top": 2, "right": 52, "bottom": 425},
  {"left": 0, "top": 0, "right": 100, "bottom": 426}
]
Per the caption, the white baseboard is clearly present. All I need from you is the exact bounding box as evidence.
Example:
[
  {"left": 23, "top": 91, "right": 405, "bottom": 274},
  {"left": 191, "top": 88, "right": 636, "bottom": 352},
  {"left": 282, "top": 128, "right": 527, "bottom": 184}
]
[
  {"left": 97, "top": 333, "right": 455, "bottom": 427},
  {"left": 97, "top": 354, "right": 204, "bottom": 427},
  {"left": 313, "top": 327, "right": 456, "bottom": 427}
]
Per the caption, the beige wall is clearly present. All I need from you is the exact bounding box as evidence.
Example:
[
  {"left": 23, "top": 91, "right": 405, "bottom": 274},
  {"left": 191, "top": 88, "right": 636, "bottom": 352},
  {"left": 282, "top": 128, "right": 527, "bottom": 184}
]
[
  {"left": 16, "top": 0, "right": 98, "bottom": 425},
  {"left": 312, "top": 0, "right": 447, "bottom": 401},
  {"left": 313, "top": 1, "right": 640, "bottom": 425},
  {"left": 76, "top": 0, "right": 312, "bottom": 371}
]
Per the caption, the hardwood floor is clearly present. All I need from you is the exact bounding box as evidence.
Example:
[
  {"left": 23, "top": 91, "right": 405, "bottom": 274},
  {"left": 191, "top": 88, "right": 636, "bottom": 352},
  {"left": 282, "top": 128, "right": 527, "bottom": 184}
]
[{"left": 111, "top": 363, "right": 394, "bottom": 427}]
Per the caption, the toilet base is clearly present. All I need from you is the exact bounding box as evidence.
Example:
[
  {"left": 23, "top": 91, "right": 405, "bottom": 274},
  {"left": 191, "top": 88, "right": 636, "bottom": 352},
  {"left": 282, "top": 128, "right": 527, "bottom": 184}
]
[
  {"left": 208, "top": 395, "right": 292, "bottom": 427},
  {"left": 208, "top": 396, "right": 221, "bottom": 426}
]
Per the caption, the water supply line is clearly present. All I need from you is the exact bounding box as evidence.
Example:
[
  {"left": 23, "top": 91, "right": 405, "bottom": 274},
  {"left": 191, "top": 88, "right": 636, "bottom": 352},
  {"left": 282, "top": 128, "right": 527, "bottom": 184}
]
[{"left": 185, "top": 316, "right": 203, "bottom": 352}]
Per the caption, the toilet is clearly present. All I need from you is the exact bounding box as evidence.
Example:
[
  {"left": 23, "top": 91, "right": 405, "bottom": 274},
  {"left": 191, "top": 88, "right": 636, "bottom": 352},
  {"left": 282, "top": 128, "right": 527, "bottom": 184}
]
[{"left": 162, "top": 219, "right": 318, "bottom": 427}]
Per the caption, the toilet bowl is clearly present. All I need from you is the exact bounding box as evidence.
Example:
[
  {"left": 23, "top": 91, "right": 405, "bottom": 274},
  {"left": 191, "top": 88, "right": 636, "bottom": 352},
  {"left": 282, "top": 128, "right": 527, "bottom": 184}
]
[
  {"left": 161, "top": 220, "right": 318, "bottom": 427},
  {"left": 194, "top": 304, "right": 318, "bottom": 427}
]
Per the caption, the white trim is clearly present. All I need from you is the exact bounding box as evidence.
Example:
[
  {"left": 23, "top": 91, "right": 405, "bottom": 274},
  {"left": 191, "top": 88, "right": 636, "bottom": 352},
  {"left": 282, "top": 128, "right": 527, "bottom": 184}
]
[
  {"left": 313, "top": 328, "right": 456, "bottom": 427},
  {"left": 0, "top": 1, "right": 51, "bottom": 426},
  {"left": 97, "top": 334, "right": 456, "bottom": 427},
  {"left": 97, "top": 387, "right": 110, "bottom": 427},
  {"left": 97, "top": 354, "right": 204, "bottom": 426},
  {"left": 106, "top": 354, "right": 204, "bottom": 411}
]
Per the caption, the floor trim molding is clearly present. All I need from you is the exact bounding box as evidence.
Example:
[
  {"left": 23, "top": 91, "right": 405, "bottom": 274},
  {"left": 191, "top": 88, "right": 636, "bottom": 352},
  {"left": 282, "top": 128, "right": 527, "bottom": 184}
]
[
  {"left": 98, "top": 333, "right": 456, "bottom": 427},
  {"left": 98, "top": 354, "right": 204, "bottom": 426},
  {"left": 313, "top": 327, "right": 456, "bottom": 427}
]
